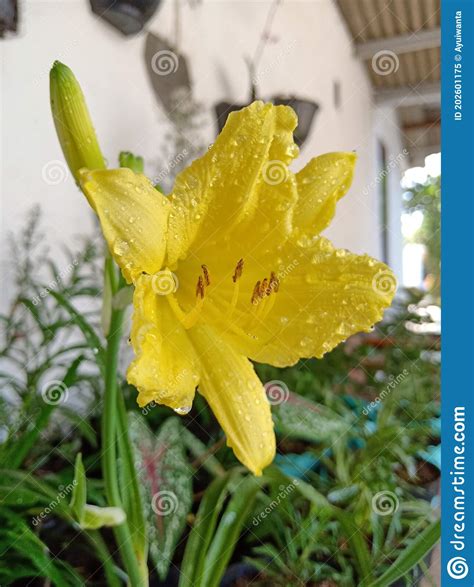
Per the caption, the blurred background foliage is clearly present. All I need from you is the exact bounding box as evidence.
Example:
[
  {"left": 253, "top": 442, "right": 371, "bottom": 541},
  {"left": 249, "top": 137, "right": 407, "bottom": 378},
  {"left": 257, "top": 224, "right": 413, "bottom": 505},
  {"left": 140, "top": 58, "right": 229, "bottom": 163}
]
[{"left": 403, "top": 175, "right": 441, "bottom": 299}]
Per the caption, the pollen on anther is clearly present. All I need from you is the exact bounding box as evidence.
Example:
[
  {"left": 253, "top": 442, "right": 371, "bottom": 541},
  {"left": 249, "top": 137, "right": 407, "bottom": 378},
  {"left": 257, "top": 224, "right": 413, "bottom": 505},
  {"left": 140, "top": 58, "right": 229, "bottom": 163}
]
[
  {"left": 270, "top": 271, "right": 280, "bottom": 293},
  {"left": 232, "top": 258, "right": 244, "bottom": 283},
  {"left": 251, "top": 280, "right": 261, "bottom": 305},
  {"left": 196, "top": 275, "right": 205, "bottom": 299},
  {"left": 201, "top": 264, "right": 210, "bottom": 286}
]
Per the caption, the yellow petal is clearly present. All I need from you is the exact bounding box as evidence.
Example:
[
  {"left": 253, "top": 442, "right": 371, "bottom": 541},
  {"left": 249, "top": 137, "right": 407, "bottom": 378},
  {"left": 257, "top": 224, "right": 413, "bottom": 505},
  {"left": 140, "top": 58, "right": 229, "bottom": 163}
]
[
  {"left": 188, "top": 326, "right": 275, "bottom": 476},
  {"left": 215, "top": 237, "right": 396, "bottom": 367},
  {"left": 80, "top": 169, "right": 169, "bottom": 283},
  {"left": 166, "top": 101, "right": 299, "bottom": 267},
  {"left": 127, "top": 275, "right": 200, "bottom": 411},
  {"left": 294, "top": 152, "right": 356, "bottom": 234}
]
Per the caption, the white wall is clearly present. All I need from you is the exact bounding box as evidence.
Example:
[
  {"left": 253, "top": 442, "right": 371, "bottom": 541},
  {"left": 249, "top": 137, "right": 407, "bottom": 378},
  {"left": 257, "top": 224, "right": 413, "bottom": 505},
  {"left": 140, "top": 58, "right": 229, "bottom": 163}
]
[
  {"left": 0, "top": 0, "right": 400, "bottom": 309},
  {"left": 372, "top": 105, "right": 405, "bottom": 280}
]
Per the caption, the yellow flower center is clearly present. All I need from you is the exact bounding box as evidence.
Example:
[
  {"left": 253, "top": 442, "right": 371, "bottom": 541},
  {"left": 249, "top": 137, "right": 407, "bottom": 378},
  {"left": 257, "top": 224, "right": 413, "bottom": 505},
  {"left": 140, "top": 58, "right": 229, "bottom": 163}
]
[{"left": 154, "top": 259, "right": 281, "bottom": 335}]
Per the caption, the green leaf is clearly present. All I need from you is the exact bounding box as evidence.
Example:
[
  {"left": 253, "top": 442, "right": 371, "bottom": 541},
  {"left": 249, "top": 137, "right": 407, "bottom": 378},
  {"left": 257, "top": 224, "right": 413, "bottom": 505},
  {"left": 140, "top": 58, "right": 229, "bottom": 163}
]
[
  {"left": 200, "top": 475, "right": 260, "bottom": 587},
  {"left": 3, "top": 355, "right": 84, "bottom": 469},
  {"left": 181, "top": 427, "right": 226, "bottom": 477},
  {"left": 0, "top": 507, "right": 83, "bottom": 585},
  {"left": 49, "top": 290, "right": 105, "bottom": 367},
  {"left": 69, "top": 455, "right": 126, "bottom": 530},
  {"left": 179, "top": 472, "right": 234, "bottom": 587},
  {"left": 369, "top": 519, "right": 440, "bottom": 587},
  {"left": 116, "top": 392, "right": 146, "bottom": 555},
  {"left": 272, "top": 391, "right": 349, "bottom": 443},
  {"left": 129, "top": 413, "right": 193, "bottom": 580},
  {"left": 70, "top": 453, "right": 86, "bottom": 522},
  {"left": 336, "top": 510, "right": 373, "bottom": 585},
  {"left": 80, "top": 504, "right": 126, "bottom": 530},
  {"left": 19, "top": 297, "right": 48, "bottom": 340},
  {"left": 293, "top": 476, "right": 373, "bottom": 585},
  {"left": 0, "top": 470, "right": 65, "bottom": 506}
]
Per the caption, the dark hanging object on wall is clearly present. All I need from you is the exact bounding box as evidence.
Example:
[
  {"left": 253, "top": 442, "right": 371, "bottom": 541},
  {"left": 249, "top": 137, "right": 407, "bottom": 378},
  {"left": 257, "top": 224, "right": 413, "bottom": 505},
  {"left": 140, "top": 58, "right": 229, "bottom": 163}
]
[
  {"left": 89, "top": 0, "right": 162, "bottom": 36},
  {"left": 144, "top": 32, "right": 192, "bottom": 115},
  {"left": 272, "top": 96, "right": 319, "bottom": 147},
  {"left": 0, "top": 0, "right": 18, "bottom": 38},
  {"left": 215, "top": 96, "right": 319, "bottom": 148}
]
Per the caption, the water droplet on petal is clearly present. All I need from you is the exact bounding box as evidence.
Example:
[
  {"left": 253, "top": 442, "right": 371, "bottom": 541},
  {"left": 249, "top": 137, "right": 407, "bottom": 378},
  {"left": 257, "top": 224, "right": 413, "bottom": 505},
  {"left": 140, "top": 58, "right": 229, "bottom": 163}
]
[
  {"left": 114, "top": 239, "right": 130, "bottom": 256},
  {"left": 174, "top": 405, "right": 191, "bottom": 415}
]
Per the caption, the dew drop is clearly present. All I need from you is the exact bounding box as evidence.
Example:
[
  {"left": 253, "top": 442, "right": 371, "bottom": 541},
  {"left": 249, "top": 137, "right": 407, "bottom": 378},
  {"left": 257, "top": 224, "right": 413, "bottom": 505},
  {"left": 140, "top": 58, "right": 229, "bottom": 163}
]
[{"left": 174, "top": 405, "right": 191, "bottom": 415}]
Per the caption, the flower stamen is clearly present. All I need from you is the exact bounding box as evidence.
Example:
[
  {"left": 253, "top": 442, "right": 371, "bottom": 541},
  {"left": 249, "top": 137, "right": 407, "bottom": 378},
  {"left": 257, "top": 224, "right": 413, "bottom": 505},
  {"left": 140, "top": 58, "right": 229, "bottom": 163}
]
[
  {"left": 201, "top": 264, "right": 210, "bottom": 286},
  {"left": 196, "top": 275, "right": 205, "bottom": 299},
  {"left": 228, "top": 259, "right": 244, "bottom": 318},
  {"left": 167, "top": 273, "right": 206, "bottom": 329},
  {"left": 250, "top": 271, "right": 280, "bottom": 321},
  {"left": 232, "top": 258, "right": 244, "bottom": 282},
  {"left": 251, "top": 280, "right": 261, "bottom": 306}
]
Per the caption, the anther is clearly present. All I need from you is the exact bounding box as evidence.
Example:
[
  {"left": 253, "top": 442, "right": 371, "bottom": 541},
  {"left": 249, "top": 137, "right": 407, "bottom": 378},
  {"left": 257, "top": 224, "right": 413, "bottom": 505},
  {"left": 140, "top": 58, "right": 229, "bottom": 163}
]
[
  {"left": 232, "top": 258, "right": 244, "bottom": 283},
  {"left": 269, "top": 272, "right": 280, "bottom": 293},
  {"left": 251, "top": 281, "right": 261, "bottom": 305},
  {"left": 201, "top": 264, "right": 210, "bottom": 286},
  {"left": 196, "top": 275, "right": 205, "bottom": 299}
]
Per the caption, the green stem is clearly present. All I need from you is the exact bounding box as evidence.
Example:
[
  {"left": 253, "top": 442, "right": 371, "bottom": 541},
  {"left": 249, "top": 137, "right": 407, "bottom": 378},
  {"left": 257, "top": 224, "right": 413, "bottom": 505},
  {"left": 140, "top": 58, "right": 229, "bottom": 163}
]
[
  {"left": 117, "top": 390, "right": 148, "bottom": 566},
  {"left": 85, "top": 530, "right": 124, "bottom": 587},
  {"left": 102, "top": 308, "right": 148, "bottom": 586}
]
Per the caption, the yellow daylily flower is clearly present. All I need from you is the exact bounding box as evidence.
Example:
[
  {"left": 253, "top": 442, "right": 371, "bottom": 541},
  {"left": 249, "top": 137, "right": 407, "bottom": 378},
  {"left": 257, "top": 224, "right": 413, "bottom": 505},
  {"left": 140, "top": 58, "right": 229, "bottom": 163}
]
[{"left": 79, "top": 101, "right": 396, "bottom": 475}]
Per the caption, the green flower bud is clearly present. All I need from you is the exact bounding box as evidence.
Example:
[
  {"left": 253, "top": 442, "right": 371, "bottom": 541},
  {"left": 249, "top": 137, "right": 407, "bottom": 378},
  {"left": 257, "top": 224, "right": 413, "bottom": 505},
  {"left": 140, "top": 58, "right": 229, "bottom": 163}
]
[
  {"left": 119, "top": 151, "right": 144, "bottom": 174},
  {"left": 50, "top": 61, "right": 106, "bottom": 184}
]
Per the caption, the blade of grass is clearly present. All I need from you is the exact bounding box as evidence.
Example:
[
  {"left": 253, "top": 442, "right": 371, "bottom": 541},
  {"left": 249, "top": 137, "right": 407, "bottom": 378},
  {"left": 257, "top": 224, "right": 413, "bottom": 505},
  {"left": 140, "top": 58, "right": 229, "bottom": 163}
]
[
  {"left": 49, "top": 290, "right": 105, "bottom": 368},
  {"left": 200, "top": 475, "right": 260, "bottom": 587},
  {"left": 369, "top": 519, "right": 440, "bottom": 587},
  {"left": 179, "top": 472, "right": 233, "bottom": 587}
]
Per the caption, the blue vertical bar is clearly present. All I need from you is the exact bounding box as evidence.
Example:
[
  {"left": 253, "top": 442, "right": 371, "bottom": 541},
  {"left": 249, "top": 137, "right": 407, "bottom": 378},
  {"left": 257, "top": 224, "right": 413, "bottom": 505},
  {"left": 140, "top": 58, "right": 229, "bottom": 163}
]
[{"left": 442, "top": 0, "right": 474, "bottom": 584}]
